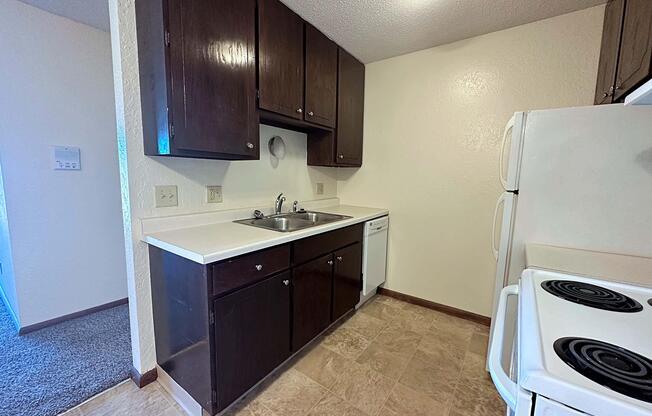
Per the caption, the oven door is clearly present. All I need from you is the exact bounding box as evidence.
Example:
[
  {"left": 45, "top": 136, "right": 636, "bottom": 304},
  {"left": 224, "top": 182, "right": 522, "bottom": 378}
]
[{"left": 488, "top": 284, "right": 532, "bottom": 416}]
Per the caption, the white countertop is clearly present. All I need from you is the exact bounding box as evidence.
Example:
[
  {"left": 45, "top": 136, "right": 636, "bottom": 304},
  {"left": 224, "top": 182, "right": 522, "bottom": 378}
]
[{"left": 143, "top": 205, "right": 389, "bottom": 264}]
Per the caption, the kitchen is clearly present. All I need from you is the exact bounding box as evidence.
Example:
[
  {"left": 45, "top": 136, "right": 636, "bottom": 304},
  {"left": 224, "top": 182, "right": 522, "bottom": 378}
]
[{"left": 2, "top": 0, "right": 651, "bottom": 415}]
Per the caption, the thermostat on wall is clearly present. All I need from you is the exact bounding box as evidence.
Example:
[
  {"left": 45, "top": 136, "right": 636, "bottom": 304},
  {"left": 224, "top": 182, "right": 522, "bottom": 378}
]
[{"left": 52, "top": 146, "right": 81, "bottom": 170}]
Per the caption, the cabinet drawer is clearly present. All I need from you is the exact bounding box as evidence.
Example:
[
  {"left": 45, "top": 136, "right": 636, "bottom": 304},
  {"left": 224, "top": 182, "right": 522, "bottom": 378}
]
[
  {"left": 292, "top": 224, "right": 363, "bottom": 265},
  {"left": 212, "top": 244, "right": 290, "bottom": 297}
]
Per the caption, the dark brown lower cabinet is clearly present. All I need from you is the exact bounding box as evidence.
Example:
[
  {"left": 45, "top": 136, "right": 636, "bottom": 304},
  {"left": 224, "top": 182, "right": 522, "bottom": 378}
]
[
  {"left": 214, "top": 271, "right": 291, "bottom": 411},
  {"left": 291, "top": 254, "right": 333, "bottom": 351},
  {"left": 149, "top": 223, "right": 364, "bottom": 415},
  {"left": 332, "top": 243, "right": 363, "bottom": 321}
]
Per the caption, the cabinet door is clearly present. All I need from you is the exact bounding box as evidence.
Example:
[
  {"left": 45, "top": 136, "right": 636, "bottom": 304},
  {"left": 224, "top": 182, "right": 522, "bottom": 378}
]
[
  {"left": 292, "top": 254, "right": 333, "bottom": 351},
  {"left": 258, "top": 0, "right": 304, "bottom": 119},
  {"left": 167, "top": 0, "right": 258, "bottom": 158},
  {"left": 213, "top": 272, "right": 291, "bottom": 412},
  {"left": 336, "top": 49, "right": 365, "bottom": 166},
  {"left": 305, "top": 24, "right": 338, "bottom": 128},
  {"left": 332, "top": 243, "right": 362, "bottom": 321},
  {"left": 614, "top": 0, "right": 652, "bottom": 101},
  {"left": 595, "top": 0, "right": 626, "bottom": 104}
]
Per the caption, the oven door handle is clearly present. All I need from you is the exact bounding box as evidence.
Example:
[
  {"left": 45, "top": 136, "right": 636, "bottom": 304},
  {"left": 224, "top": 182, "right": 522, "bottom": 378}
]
[{"left": 488, "top": 284, "right": 519, "bottom": 411}]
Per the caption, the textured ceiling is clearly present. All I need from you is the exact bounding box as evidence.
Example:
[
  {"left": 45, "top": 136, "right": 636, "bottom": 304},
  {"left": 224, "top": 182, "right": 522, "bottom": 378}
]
[
  {"left": 17, "top": 0, "right": 607, "bottom": 63},
  {"left": 18, "top": 0, "right": 109, "bottom": 32},
  {"left": 281, "top": 0, "right": 607, "bottom": 63}
]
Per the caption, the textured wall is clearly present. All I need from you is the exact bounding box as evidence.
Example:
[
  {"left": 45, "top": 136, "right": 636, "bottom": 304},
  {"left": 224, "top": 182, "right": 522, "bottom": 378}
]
[
  {"left": 337, "top": 5, "right": 605, "bottom": 317},
  {"left": 0, "top": 0, "right": 127, "bottom": 327},
  {"left": 109, "top": 0, "right": 338, "bottom": 373}
]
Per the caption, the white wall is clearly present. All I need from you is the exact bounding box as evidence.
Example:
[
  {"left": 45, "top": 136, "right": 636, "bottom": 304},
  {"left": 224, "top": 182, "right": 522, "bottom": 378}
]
[
  {"left": 109, "top": 0, "right": 339, "bottom": 373},
  {"left": 0, "top": 0, "right": 127, "bottom": 327},
  {"left": 337, "top": 6, "right": 605, "bottom": 317}
]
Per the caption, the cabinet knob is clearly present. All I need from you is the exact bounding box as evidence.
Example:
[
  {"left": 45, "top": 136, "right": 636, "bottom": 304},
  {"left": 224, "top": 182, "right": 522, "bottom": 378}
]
[
  {"left": 327, "top": 260, "right": 334, "bottom": 266},
  {"left": 246, "top": 142, "right": 255, "bottom": 149},
  {"left": 255, "top": 264, "right": 263, "bottom": 271},
  {"left": 336, "top": 256, "right": 343, "bottom": 262},
  {"left": 308, "top": 111, "right": 314, "bottom": 117},
  {"left": 338, "top": 154, "right": 344, "bottom": 159},
  {"left": 296, "top": 108, "right": 303, "bottom": 114},
  {"left": 283, "top": 279, "right": 290, "bottom": 286}
]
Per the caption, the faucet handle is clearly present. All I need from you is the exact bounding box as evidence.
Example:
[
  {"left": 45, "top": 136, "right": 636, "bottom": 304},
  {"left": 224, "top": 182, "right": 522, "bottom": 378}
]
[
  {"left": 292, "top": 200, "right": 299, "bottom": 212},
  {"left": 253, "top": 210, "right": 265, "bottom": 219}
]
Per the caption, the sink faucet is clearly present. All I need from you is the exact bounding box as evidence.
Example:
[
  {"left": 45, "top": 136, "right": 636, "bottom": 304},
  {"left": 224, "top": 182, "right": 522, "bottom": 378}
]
[{"left": 275, "top": 193, "right": 286, "bottom": 215}]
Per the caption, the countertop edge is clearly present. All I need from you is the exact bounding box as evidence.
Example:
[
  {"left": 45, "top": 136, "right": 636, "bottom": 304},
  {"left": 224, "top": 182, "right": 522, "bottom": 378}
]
[{"left": 144, "top": 208, "right": 389, "bottom": 265}]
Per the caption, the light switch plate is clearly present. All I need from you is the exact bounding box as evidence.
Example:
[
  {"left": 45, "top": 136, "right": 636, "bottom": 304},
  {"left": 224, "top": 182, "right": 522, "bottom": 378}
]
[
  {"left": 155, "top": 185, "right": 178, "bottom": 207},
  {"left": 207, "top": 186, "right": 223, "bottom": 203},
  {"left": 316, "top": 182, "right": 324, "bottom": 195},
  {"left": 52, "top": 146, "right": 81, "bottom": 170}
]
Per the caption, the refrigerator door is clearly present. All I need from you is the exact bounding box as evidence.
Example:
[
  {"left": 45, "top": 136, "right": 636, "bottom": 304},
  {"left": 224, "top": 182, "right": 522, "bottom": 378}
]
[
  {"left": 506, "top": 104, "right": 652, "bottom": 286},
  {"left": 499, "top": 112, "right": 527, "bottom": 191},
  {"left": 488, "top": 191, "right": 518, "bottom": 367}
]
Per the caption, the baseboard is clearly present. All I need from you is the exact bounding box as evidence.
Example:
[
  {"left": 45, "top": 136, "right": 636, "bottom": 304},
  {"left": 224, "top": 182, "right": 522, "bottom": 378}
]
[
  {"left": 157, "top": 366, "right": 205, "bottom": 416},
  {"left": 18, "top": 297, "right": 128, "bottom": 335},
  {"left": 131, "top": 366, "right": 158, "bottom": 388},
  {"left": 377, "top": 287, "right": 491, "bottom": 326}
]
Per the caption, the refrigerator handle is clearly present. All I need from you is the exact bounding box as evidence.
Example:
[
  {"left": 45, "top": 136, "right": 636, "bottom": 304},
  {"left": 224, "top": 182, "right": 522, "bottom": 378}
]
[
  {"left": 491, "top": 192, "right": 507, "bottom": 260},
  {"left": 499, "top": 114, "right": 516, "bottom": 190}
]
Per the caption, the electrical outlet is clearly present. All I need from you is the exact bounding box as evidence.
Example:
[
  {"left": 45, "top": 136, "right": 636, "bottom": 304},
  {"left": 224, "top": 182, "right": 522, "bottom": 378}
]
[
  {"left": 207, "top": 186, "right": 223, "bottom": 203},
  {"left": 155, "top": 185, "right": 178, "bottom": 207},
  {"left": 316, "top": 182, "right": 324, "bottom": 195}
]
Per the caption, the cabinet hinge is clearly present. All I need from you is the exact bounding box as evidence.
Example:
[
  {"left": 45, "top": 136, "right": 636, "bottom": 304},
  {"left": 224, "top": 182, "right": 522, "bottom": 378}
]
[
  {"left": 256, "top": 89, "right": 260, "bottom": 103},
  {"left": 209, "top": 311, "right": 215, "bottom": 325},
  {"left": 164, "top": 30, "right": 170, "bottom": 47},
  {"left": 211, "top": 390, "right": 217, "bottom": 404},
  {"left": 168, "top": 122, "right": 175, "bottom": 139}
]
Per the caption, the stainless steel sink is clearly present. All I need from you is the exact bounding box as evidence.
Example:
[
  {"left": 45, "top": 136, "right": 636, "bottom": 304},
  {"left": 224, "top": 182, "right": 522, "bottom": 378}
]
[{"left": 234, "top": 211, "right": 351, "bottom": 232}]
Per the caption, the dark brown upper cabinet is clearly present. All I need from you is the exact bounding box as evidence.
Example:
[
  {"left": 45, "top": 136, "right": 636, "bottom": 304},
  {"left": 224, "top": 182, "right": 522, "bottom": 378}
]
[
  {"left": 307, "top": 48, "right": 365, "bottom": 167},
  {"left": 595, "top": 0, "right": 625, "bottom": 104},
  {"left": 135, "top": 0, "right": 259, "bottom": 160},
  {"left": 595, "top": 0, "right": 652, "bottom": 104},
  {"left": 258, "top": 0, "right": 305, "bottom": 120},
  {"left": 304, "top": 24, "right": 338, "bottom": 128},
  {"left": 336, "top": 49, "right": 365, "bottom": 166},
  {"left": 613, "top": 0, "right": 652, "bottom": 101}
]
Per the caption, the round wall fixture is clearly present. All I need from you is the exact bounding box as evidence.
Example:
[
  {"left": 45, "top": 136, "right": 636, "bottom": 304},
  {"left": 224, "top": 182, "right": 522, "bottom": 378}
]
[{"left": 268, "top": 135, "right": 286, "bottom": 159}]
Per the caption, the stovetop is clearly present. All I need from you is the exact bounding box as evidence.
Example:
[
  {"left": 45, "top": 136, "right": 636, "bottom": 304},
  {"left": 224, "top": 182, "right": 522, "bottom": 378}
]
[{"left": 518, "top": 269, "right": 652, "bottom": 416}]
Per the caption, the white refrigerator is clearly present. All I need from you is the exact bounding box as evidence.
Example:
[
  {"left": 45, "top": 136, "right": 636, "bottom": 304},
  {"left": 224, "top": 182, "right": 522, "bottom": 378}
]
[{"left": 488, "top": 104, "right": 652, "bottom": 368}]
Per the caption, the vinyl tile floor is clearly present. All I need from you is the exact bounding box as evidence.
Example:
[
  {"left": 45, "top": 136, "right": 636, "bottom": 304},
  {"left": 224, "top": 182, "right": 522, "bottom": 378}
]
[{"left": 59, "top": 295, "right": 505, "bottom": 416}]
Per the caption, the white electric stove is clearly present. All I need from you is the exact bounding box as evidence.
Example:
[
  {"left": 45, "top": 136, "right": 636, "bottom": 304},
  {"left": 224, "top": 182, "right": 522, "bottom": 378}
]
[{"left": 490, "top": 268, "right": 652, "bottom": 416}]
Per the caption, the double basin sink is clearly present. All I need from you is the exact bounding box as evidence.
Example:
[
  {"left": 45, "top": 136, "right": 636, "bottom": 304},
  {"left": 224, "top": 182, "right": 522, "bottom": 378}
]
[{"left": 234, "top": 211, "right": 351, "bottom": 232}]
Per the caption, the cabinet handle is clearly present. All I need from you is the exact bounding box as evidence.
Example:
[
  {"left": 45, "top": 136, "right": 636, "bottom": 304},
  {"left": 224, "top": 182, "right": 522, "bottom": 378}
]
[
  {"left": 296, "top": 108, "right": 303, "bottom": 114},
  {"left": 336, "top": 256, "right": 343, "bottom": 262},
  {"left": 327, "top": 260, "right": 334, "bottom": 266},
  {"left": 255, "top": 264, "right": 263, "bottom": 271},
  {"left": 246, "top": 142, "right": 255, "bottom": 149},
  {"left": 338, "top": 154, "right": 344, "bottom": 159},
  {"left": 308, "top": 111, "right": 314, "bottom": 117},
  {"left": 283, "top": 279, "right": 290, "bottom": 286}
]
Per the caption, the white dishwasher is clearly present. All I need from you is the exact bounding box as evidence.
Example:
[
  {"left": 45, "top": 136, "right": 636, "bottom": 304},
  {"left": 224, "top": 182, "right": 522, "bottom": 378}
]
[{"left": 361, "top": 216, "right": 389, "bottom": 298}]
